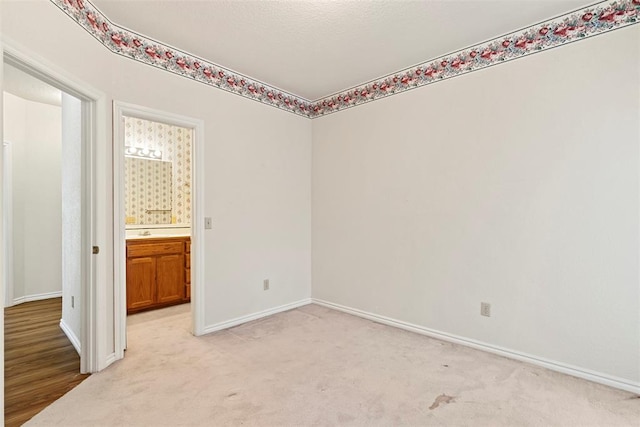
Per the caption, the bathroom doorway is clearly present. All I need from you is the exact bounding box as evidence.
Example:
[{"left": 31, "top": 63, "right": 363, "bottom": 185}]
[{"left": 113, "top": 102, "right": 204, "bottom": 357}]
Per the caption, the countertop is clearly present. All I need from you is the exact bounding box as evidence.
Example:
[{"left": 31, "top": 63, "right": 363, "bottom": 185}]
[{"left": 126, "top": 234, "right": 190, "bottom": 240}]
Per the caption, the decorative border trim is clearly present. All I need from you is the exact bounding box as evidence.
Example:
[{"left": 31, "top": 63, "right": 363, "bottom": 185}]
[
  {"left": 312, "top": 298, "right": 640, "bottom": 394},
  {"left": 50, "top": 0, "right": 638, "bottom": 118},
  {"left": 12, "top": 290, "right": 62, "bottom": 306},
  {"left": 51, "top": 0, "right": 313, "bottom": 117},
  {"left": 201, "top": 298, "right": 312, "bottom": 335},
  {"left": 309, "top": 0, "right": 639, "bottom": 117}
]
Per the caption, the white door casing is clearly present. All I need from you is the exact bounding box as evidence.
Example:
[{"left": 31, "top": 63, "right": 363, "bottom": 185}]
[
  {"left": 113, "top": 101, "right": 205, "bottom": 360},
  {"left": 3, "top": 38, "right": 106, "bottom": 373}
]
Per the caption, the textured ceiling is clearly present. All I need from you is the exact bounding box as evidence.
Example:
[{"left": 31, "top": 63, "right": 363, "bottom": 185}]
[{"left": 92, "top": 0, "right": 591, "bottom": 101}]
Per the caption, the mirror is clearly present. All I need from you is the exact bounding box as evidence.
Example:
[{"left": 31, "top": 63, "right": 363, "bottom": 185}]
[{"left": 125, "top": 157, "right": 173, "bottom": 225}]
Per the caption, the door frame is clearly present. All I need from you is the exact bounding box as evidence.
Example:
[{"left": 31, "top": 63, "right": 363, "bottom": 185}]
[
  {"left": 2, "top": 40, "right": 105, "bottom": 373},
  {"left": 113, "top": 101, "right": 205, "bottom": 358}
]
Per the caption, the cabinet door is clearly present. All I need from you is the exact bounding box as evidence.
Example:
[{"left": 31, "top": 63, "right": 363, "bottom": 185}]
[
  {"left": 156, "top": 254, "right": 184, "bottom": 304},
  {"left": 127, "top": 257, "right": 156, "bottom": 311},
  {"left": 185, "top": 253, "right": 191, "bottom": 301}
]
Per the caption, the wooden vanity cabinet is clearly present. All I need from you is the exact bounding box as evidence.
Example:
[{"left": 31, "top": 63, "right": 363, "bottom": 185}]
[
  {"left": 185, "top": 244, "right": 191, "bottom": 299},
  {"left": 126, "top": 237, "right": 191, "bottom": 314}
]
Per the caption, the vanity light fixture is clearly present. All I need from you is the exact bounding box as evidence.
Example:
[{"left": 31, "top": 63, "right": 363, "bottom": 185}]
[{"left": 125, "top": 146, "right": 163, "bottom": 160}]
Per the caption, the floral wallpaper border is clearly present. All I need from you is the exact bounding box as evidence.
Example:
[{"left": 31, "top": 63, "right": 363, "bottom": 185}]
[
  {"left": 308, "top": 0, "right": 639, "bottom": 117},
  {"left": 51, "top": 0, "right": 313, "bottom": 117},
  {"left": 51, "top": 0, "right": 638, "bottom": 119}
]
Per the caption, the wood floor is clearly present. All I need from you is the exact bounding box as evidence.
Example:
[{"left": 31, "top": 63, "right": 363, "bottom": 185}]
[{"left": 4, "top": 298, "right": 90, "bottom": 427}]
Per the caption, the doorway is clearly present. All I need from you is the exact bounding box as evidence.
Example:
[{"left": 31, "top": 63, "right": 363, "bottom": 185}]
[
  {"left": 2, "top": 46, "right": 100, "bottom": 373},
  {"left": 3, "top": 68, "right": 66, "bottom": 309},
  {"left": 113, "top": 102, "right": 204, "bottom": 358}
]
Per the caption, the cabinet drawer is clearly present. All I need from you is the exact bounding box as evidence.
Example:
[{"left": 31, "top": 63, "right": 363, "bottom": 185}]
[{"left": 128, "top": 242, "right": 184, "bottom": 258}]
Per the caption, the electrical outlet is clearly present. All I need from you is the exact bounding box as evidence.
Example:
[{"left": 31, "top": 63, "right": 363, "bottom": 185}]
[
  {"left": 263, "top": 279, "right": 269, "bottom": 291},
  {"left": 481, "top": 302, "right": 491, "bottom": 317},
  {"left": 71, "top": 296, "right": 75, "bottom": 308}
]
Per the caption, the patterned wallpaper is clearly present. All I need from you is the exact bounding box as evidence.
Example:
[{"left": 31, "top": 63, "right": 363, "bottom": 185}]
[
  {"left": 125, "top": 157, "right": 172, "bottom": 225},
  {"left": 124, "top": 116, "right": 192, "bottom": 225}
]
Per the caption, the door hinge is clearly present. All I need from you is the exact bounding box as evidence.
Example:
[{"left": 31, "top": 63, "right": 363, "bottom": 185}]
[{"left": 92, "top": 246, "right": 100, "bottom": 254}]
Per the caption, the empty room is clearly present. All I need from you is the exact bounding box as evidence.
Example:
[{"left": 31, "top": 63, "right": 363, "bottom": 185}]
[{"left": 1, "top": 0, "right": 639, "bottom": 425}]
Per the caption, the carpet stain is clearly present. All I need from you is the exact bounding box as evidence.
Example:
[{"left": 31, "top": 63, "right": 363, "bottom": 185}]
[
  {"left": 429, "top": 394, "right": 456, "bottom": 410},
  {"left": 227, "top": 392, "right": 238, "bottom": 398}
]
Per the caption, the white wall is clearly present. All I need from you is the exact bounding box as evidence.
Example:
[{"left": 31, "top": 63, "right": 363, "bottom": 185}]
[
  {"left": 1, "top": 6, "right": 5, "bottom": 416},
  {"left": 3, "top": 92, "right": 25, "bottom": 301},
  {"left": 2, "top": 0, "right": 312, "bottom": 363},
  {"left": 4, "top": 92, "right": 62, "bottom": 302},
  {"left": 61, "top": 92, "right": 82, "bottom": 348},
  {"left": 312, "top": 26, "right": 640, "bottom": 388}
]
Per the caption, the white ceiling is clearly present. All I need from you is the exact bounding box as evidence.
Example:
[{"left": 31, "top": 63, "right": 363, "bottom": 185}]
[
  {"left": 93, "top": 0, "right": 591, "bottom": 101},
  {"left": 3, "top": 63, "right": 62, "bottom": 106}
]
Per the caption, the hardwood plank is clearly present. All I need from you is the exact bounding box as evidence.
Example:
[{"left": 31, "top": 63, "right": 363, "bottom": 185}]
[{"left": 4, "top": 298, "right": 90, "bottom": 427}]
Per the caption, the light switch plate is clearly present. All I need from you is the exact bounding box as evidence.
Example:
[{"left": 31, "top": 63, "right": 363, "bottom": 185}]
[
  {"left": 204, "top": 217, "right": 212, "bottom": 229},
  {"left": 481, "top": 302, "right": 491, "bottom": 317}
]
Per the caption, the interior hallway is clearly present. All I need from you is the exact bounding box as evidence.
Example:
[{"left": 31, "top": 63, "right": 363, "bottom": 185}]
[
  {"left": 4, "top": 298, "right": 89, "bottom": 426},
  {"left": 25, "top": 303, "right": 640, "bottom": 426}
]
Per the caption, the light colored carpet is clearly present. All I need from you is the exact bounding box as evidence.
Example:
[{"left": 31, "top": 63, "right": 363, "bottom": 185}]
[{"left": 27, "top": 303, "right": 639, "bottom": 426}]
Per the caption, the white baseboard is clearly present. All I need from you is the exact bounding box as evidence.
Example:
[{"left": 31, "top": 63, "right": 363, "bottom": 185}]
[
  {"left": 59, "top": 318, "right": 81, "bottom": 355},
  {"left": 13, "top": 290, "right": 62, "bottom": 306},
  {"left": 103, "top": 352, "right": 118, "bottom": 369},
  {"left": 202, "top": 298, "right": 312, "bottom": 335},
  {"left": 312, "top": 298, "right": 640, "bottom": 395}
]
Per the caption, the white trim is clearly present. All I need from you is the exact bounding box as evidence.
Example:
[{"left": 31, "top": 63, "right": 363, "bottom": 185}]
[
  {"left": 59, "top": 318, "right": 81, "bottom": 355},
  {"left": 3, "top": 37, "right": 106, "bottom": 374},
  {"left": 2, "top": 39, "right": 103, "bottom": 102},
  {"left": 113, "top": 101, "right": 206, "bottom": 360},
  {"left": 202, "top": 298, "right": 312, "bottom": 334},
  {"left": 113, "top": 104, "right": 126, "bottom": 359},
  {"left": 1, "top": 37, "right": 4, "bottom": 426},
  {"left": 104, "top": 352, "right": 117, "bottom": 367},
  {"left": 191, "top": 108, "right": 206, "bottom": 337},
  {"left": 80, "top": 94, "right": 99, "bottom": 373},
  {"left": 311, "top": 298, "right": 640, "bottom": 395},
  {"left": 2, "top": 141, "right": 14, "bottom": 307},
  {"left": 13, "top": 291, "right": 63, "bottom": 305}
]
